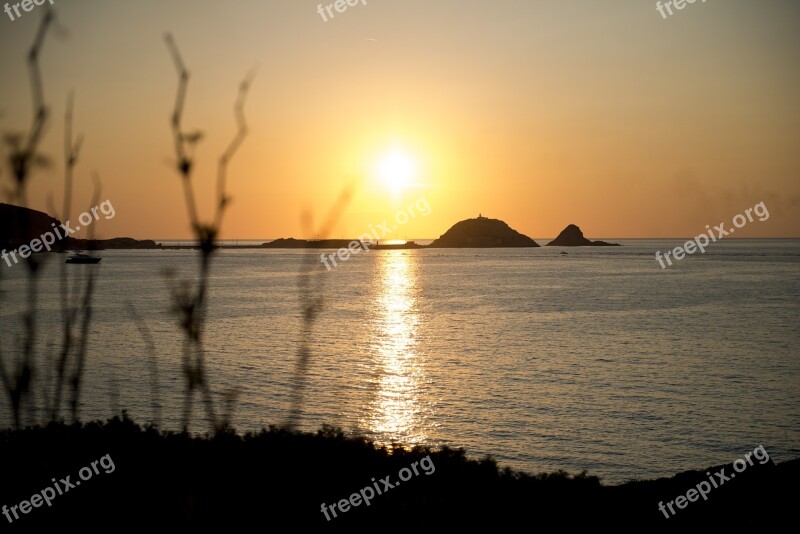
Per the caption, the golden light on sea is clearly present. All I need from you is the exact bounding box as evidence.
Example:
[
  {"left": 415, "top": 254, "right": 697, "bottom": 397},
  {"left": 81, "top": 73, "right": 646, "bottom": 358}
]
[{"left": 365, "top": 251, "right": 428, "bottom": 446}]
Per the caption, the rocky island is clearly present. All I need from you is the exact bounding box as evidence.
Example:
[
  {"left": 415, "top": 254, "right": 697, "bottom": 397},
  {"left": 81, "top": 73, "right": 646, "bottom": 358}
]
[
  {"left": 546, "top": 224, "right": 620, "bottom": 247},
  {"left": 428, "top": 215, "right": 539, "bottom": 248}
]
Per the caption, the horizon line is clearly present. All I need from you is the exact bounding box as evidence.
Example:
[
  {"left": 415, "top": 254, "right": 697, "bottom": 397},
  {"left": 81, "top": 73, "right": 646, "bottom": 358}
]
[{"left": 149, "top": 236, "right": 800, "bottom": 241}]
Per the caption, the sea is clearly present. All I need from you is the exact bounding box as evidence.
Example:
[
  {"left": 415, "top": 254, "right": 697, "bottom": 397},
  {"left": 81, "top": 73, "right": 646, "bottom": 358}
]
[{"left": 1, "top": 239, "right": 798, "bottom": 484}]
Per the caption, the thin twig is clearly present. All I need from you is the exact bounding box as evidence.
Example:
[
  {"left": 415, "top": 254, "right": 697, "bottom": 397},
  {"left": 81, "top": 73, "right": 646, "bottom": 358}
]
[
  {"left": 125, "top": 302, "right": 162, "bottom": 427},
  {"left": 214, "top": 72, "right": 253, "bottom": 230},
  {"left": 68, "top": 174, "right": 102, "bottom": 421},
  {"left": 51, "top": 92, "right": 83, "bottom": 421}
]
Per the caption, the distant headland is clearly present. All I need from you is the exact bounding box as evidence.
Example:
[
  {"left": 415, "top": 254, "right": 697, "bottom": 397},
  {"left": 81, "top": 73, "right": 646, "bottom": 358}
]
[
  {"left": 260, "top": 238, "right": 427, "bottom": 250},
  {"left": 0, "top": 203, "right": 160, "bottom": 251},
  {"left": 0, "top": 204, "right": 620, "bottom": 251}
]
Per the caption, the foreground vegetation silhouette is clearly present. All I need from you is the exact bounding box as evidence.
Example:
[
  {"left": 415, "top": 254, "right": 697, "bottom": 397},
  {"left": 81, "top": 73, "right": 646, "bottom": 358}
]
[{"left": 1, "top": 416, "right": 796, "bottom": 529}]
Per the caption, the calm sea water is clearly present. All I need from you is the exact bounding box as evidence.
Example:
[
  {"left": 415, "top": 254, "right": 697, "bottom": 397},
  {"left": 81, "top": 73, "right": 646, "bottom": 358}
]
[{"left": 1, "top": 239, "right": 798, "bottom": 483}]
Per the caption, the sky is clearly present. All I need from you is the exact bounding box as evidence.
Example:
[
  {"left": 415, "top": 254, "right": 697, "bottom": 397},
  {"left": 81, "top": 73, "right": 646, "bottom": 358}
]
[{"left": 1, "top": 0, "right": 798, "bottom": 240}]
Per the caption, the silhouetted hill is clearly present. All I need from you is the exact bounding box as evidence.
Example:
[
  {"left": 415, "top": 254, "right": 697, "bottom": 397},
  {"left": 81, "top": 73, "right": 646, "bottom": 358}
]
[
  {"left": 0, "top": 203, "right": 159, "bottom": 251},
  {"left": 429, "top": 216, "right": 539, "bottom": 248},
  {"left": 547, "top": 224, "right": 620, "bottom": 246},
  {"left": 0, "top": 203, "right": 62, "bottom": 250}
]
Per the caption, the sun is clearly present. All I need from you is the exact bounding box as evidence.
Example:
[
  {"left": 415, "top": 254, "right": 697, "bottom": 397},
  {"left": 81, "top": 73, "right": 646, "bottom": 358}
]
[{"left": 375, "top": 147, "right": 416, "bottom": 195}]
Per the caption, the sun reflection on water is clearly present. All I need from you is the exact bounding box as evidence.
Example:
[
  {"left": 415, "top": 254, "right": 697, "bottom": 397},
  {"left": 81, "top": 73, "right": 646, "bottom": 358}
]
[{"left": 365, "top": 251, "right": 428, "bottom": 447}]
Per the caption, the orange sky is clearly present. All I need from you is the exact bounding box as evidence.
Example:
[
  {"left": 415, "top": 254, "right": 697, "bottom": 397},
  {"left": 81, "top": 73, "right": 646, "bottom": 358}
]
[{"left": 1, "top": 0, "right": 798, "bottom": 239}]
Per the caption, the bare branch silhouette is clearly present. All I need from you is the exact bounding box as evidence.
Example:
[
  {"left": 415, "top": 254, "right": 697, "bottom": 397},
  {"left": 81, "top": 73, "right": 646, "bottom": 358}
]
[
  {"left": 164, "top": 33, "right": 252, "bottom": 432},
  {"left": 0, "top": 12, "right": 55, "bottom": 429},
  {"left": 286, "top": 183, "right": 356, "bottom": 429}
]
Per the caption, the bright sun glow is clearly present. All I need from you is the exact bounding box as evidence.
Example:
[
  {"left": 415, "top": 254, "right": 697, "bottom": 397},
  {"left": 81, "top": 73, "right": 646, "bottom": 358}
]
[{"left": 375, "top": 147, "right": 416, "bottom": 195}]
